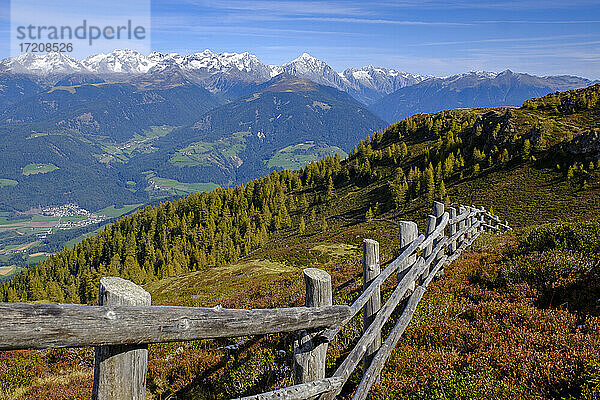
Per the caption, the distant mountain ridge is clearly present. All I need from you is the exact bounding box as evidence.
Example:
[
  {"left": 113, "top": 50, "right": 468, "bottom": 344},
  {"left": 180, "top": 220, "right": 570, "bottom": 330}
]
[
  {"left": 0, "top": 50, "right": 426, "bottom": 104},
  {"left": 1, "top": 49, "right": 595, "bottom": 110},
  {"left": 164, "top": 74, "right": 387, "bottom": 182},
  {"left": 370, "top": 69, "right": 597, "bottom": 122}
]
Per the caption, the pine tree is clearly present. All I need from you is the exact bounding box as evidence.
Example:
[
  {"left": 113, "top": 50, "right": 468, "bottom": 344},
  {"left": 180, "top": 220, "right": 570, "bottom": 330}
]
[
  {"left": 365, "top": 207, "right": 374, "bottom": 222},
  {"left": 473, "top": 148, "right": 485, "bottom": 163},
  {"left": 390, "top": 168, "right": 408, "bottom": 209},
  {"left": 567, "top": 165, "right": 576, "bottom": 183},
  {"left": 400, "top": 142, "right": 408, "bottom": 158},
  {"left": 522, "top": 139, "right": 531, "bottom": 158},
  {"left": 424, "top": 167, "right": 435, "bottom": 202},
  {"left": 435, "top": 163, "right": 443, "bottom": 185},
  {"left": 299, "top": 216, "right": 306, "bottom": 234},
  {"left": 300, "top": 193, "right": 309, "bottom": 210},
  {"left": 326, "top": 176, "right": 335, "bottom": 202},
  {"left": 310, "top": 207, "right": 317, "bottom": 223},
  {"left": 501, "top": 148, "right": 510, "bottom": 164},
  {"left": 438, "top": 180, "right": 447, "bottom": 201},
  {"left": 443, "top": 154, "right": 455, "bottom": 178},
  {"left": 386, "top": 146, "right": 393, "bottom": 162},
  {"left": 320, "top": 216, "right": 328, "bottom": 232},
  {"left": 475, "top": 124, "right": 483, "bottom": 137}
]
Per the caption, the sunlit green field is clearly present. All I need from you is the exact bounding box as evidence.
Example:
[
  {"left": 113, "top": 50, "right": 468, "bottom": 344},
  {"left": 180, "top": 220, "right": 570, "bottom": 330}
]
[{"left": 21, "top": 164, "right": 59, "bottom": 176}]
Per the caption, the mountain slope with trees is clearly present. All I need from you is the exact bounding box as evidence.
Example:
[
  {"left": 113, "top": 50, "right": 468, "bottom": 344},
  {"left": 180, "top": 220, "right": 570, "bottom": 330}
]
[
  {"left": 0, "top": 75, "right": 386, "bottom": 212},
  {"left": 0, "top": 80, "right": 222, "bottom": 141}
]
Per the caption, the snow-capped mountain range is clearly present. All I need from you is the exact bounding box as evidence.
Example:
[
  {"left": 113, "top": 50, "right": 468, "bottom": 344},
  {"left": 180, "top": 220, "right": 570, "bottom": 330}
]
[
  {"left": 0, "top": 49, "right": 595, "bottom": 107},
  {"left": 0, "top": 49, "right": 428, "bottom": 104}
]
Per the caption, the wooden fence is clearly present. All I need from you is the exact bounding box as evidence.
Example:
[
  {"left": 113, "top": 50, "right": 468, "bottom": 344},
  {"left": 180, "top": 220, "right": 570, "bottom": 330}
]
[{"left": 0, "top": 201, "right": 509, "bottom": 399}]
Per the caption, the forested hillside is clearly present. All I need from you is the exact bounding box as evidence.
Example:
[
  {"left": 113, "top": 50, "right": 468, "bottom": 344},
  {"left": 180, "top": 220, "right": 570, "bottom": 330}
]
[{"left": 2, "top": 84, "right": 599, "bottom": 304}]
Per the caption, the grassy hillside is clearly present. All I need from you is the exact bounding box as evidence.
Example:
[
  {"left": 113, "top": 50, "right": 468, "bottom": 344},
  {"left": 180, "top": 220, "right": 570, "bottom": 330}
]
[{"left": 0, "top": 84, "right": 599, "bottom": 399}]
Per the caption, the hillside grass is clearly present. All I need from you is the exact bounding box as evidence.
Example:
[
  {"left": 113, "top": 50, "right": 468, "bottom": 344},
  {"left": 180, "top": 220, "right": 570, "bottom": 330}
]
[
  {"left": 267, "top": 142, "right": 348, "bottom": 170},
  {"left": 146, "top": 175, "right": 219, "bottom": 198},
  {"left": 97, "top": 204, "right": 143, "bottom": 218},
  {"left": 145, "top": 259, "right": 298, "bottom": 306},
  {"left": 0, "top": 179, "right": 17, "bottom": 188},
  {"left": 21, "top": 164, "right": 58, "bottom": 176}
]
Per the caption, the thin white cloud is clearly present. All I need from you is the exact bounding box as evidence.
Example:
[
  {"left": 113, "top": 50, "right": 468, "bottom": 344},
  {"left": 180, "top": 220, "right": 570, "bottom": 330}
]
[
  {"left": 151, "top": 18, "right": 375, "bottom": 38},
  {"left": 293, "top": 17, "right": 471, "bottom": 26},
  {"left": 417, "top": 34, "right": 594, "bottom": 46},
  {"left": 476, "top": 20, "right": 600, "bottom": 24},
  {"left": 373, "top": 0, "right": 600, "bottom": 10},
  {"left": 184, "top": 0, "right": 372, "bottom": 17}
]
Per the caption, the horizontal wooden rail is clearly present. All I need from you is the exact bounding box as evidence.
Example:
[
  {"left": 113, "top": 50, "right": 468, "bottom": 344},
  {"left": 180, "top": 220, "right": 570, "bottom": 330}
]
[
  {"left": 481, "top": 222, "right": 501, "bottom": 231},
  {"left": 417, "top": 212, "right": 449, "bottom": 251},
  {"left": 0, "top": 303, "right": 351, "bottom": 350},
  {"left": 235, "top": 377, "right": 344, "bottom": 400},
  {"left": 483, "top": 212, "right": 511, "bottom": 230},
  {"left": 446, "top": 219, "right": 473, "bottom": 244},
  {"left": 424, "top": 236, "right": 447, "bottom": 271},
  {"left": 423, "top": 255, "right": 448, "bottom": 288},
  {"left": 449, "top": 209, "right": 474, "bottom": 225}
]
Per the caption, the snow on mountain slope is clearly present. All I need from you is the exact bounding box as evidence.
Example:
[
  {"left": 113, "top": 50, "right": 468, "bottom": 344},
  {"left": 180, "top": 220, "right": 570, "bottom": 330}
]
[
  {"left": 0, "top": 49, "right": 426, "bottom": 103},
  {"left": 0, "top": 52, "right": 88, "bottom": 75},
  {"left": 281, "top": 53, "right": 351, "bottom": 91},
  {"left": 370, "top": 69, "right": 595, "bottom": 123},
  {"left": 83, "top": 49, "right": 158, "bottom": 74},
  {"left": 7, "top": 50, "right": 589, "bottom": 109},
  {"left": 342, "top": 65, "right": 428, "bottom": 94}
]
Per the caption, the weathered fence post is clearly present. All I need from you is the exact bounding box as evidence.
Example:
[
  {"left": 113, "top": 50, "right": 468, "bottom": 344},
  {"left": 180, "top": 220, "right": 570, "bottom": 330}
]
[
  {"left": 294, "top": 268, "right": 332, "bottom": 384},
  {"left": 398, "top": 221, "right": 418, "bottom": 291},
  {"left": 362, "top": 239, "right": 381, "bottom": 374},
  {"left": 449, "top": 207, "right": 457, "bottom": 253},
  {"left": 465, "top": 207, "right": 473, "bottom": 240},
  {"left": 92, "top": 277, "right": 151, "bottom": 400},
  {"left": 433, "top": 201, "right": 445, "bottom": 226},
  {"left": 433, "top": 202, "right": 445, "bottom": 278},
  {"left": 479, "top": 206, "right": 486, "bottom": 232},
  {"left": 458, "top": 205, "right": 466, "bottom": 246},
  {"left": 422, "top": 214, "right": 437, "bottom": 282}
]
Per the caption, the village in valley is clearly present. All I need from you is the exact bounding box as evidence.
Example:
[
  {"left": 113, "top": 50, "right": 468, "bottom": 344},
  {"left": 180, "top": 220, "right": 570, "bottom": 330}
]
[{"left": 0, "top": 203, "right": 140, "bottom": 278}]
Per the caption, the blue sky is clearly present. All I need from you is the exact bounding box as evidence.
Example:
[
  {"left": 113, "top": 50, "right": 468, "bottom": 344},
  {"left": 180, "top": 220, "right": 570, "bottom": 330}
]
[{"left": 1, "top": 0, "right": 600, "bottom": 78}]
